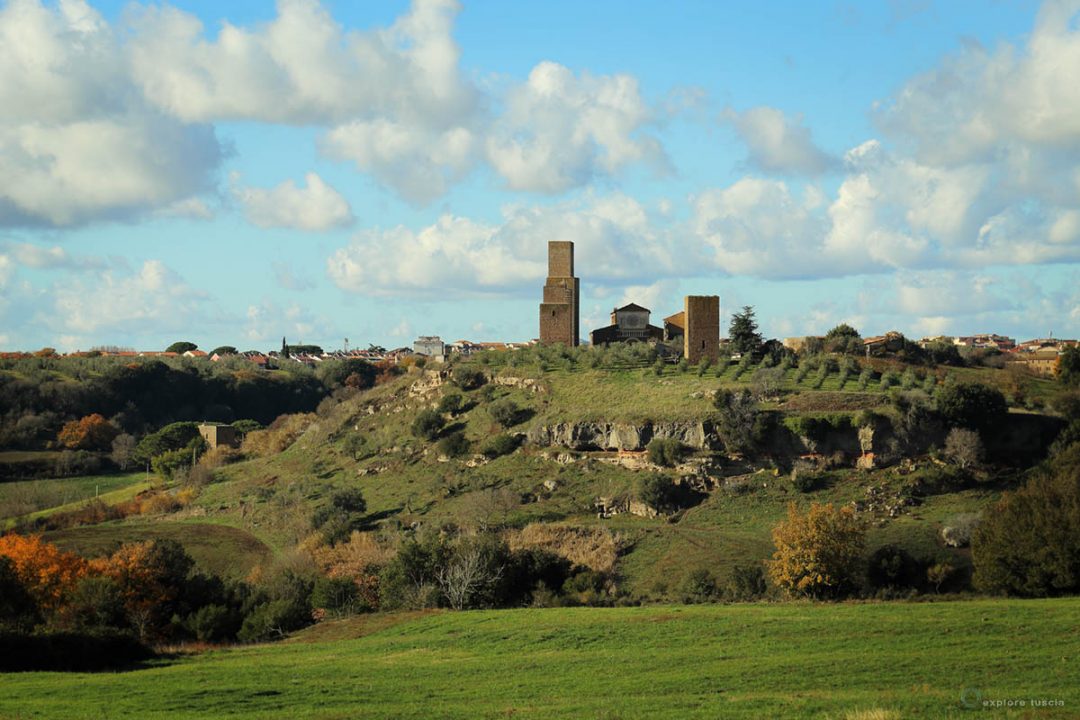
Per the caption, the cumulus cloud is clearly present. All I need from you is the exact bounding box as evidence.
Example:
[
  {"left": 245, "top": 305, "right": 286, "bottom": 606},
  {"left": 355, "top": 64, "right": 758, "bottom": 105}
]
[
  {"left": 244, "top": 299, "right": 333, "bottom": 343},
  {"left": 48, "top": 260, "right": 210, "bottom": 335},
  {"left": 327, "top": 193, "right": 681, "bottom": 297},
  {"left": 723, "top": 106, "right": 836, "bottom": 175},
  {"left": 486, "top": 62, "right": 669, "bottom": 193},
  {"left": 0, "top": 0, "right": 223, "bottom": 227},
  {"left": 236, "top": 172, "right": 353, "bottom": 230}
]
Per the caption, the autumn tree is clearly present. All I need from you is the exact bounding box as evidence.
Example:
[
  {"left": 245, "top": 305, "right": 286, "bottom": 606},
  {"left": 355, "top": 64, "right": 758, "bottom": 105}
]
[
  {"left": 767, "top": 502, "right": 867, "bottom": 599},
  {"left": 57, "top": 413, "right": 118, "bottom": 451},
  {"left": 90, "top": 539, "right": 195, "bottom": 639},
  {"left": 0, "top": 534, "right": 88, "bottom": 612}
]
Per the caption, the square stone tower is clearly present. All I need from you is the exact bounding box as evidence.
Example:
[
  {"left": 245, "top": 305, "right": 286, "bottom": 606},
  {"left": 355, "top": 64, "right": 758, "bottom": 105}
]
[
  {"left": 684, "top": 295, "right": 720, "bottom": 364},
  {"left": 539, "top": 241, "right": 579, "bottom": 346}
]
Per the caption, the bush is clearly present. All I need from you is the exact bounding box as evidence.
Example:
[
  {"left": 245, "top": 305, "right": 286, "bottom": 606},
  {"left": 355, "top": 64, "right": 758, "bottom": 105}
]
[
  {"left": 714, "top": 389, "right": 761, "bottom": 456},
  {"left": 411, "top": 409, "right": 444, "bottom": 441},
  {"left": 866, "top": 544, "right": 920, "bottom": 591},
  {"left": 482, "top": 433, "right": 520, "bottom": 459},
  {"left": 636, "top": 474, "right": 678, "bottom": 513},
  {"left": 647, "top": 438, "right": 687, "bottom": 467},
  {"left": 488, "top": 398, "right": 522, "bottom": 428},
  {"left": 311, "top": 576, "right": 360, "bottom": 615},
  {"left": 185, "top": 604, "right": 238, "bottom": 642},
  {"left": 768, "top": 502, "right": 866, "bottom": 599},
  {"left": 0, "top": 628, "right": 152, "bottom": 671},
  {"left": 972, "top": 444, "right": 1080, "bottom": 596},
  {"left": 452, "top": 366, "right": 486, "bottom": 390},
  {"left": 437, "top": 393, "right": 465, "bottom": 415},
  {"left": 438, "top": 431, "right": 470, "bottom": 458},
  {"left": 680, "top": 568, "right": 718, "bottom": 603},
  {"left": 722, "top": 563, "right": 767, "bottom": 602},
  {"left": 237, "top": 599, "right": 312, "bottom": 643},
  {"left": 789, "top": 471, "right": 818, "bottom": 493}
]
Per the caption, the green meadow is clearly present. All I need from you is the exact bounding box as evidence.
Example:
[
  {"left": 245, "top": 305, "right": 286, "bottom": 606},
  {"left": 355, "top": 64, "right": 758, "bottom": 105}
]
[{"left": 2, "top": 599, "right": 1077, "bottom": 719}]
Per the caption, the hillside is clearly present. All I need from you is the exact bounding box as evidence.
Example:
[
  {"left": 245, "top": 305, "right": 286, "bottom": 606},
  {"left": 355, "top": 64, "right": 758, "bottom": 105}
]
[
  {"left": 25, "top": 349, "right": 1064, "bottom": 599},
  {"left": 1, "top": 600, "right": 1077, "bottom": 719}
]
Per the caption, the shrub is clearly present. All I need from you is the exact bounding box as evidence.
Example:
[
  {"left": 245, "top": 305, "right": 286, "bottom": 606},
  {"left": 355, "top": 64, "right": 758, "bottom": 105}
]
[
  {"left": 438, "top": 431, "right": 470, "bottom": 458},
  {"left": 680, "top": 568, "right": 718, "bottom": 603},
  {"left": 452, "top": 366, "right": 486, "bottom": 390},
  {"left": 646, "top": 438, "right": 687, "bottom": 467},
  {"left": 185, "top": 604, "right": 238, "bottom": 642},
  {"left": 237, "top": 599, "right": 311, "bottom": 643},
  {"left": 311, "top": 576, "right": 360, "bottom": 616},
  {"left": 972, "top": 444, "right": 1080, "bottom": 596},
  {"left": 789, "top": 471, "right": 818, "bottom": 493},
  {"left": 411, "top": 410, "right": 444, "bottom": 441},
  {"left": 767, "top": 502, "right": 866, "bottom": 599},
  {"left": 311, "top": 488, "right": 367, "bottom": 544},
  {"left": 866, "top": 544, "right": 920, "bottom": 591},
  {"left": 722, "top": 563, "right": 767, "bottom": 602},
  {"left": 636, "top": 474, "right": 678, "bottom": 513},
  {"left": 714, "top": 389, "right": 761, "bottom": 456},
  {"left": 437, "top": 393, "right": 465, "bottom": 415},
  {"left": 488, "top": 398, "right": 522, "bottom": 428},
  {"left": 482, "top": 433, "right": 520, "bottom": 459}
]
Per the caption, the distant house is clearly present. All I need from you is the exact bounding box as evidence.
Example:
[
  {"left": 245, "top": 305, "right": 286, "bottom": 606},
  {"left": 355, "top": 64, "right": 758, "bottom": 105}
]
[
  {"left": 198, "top": 423, "right": 239, "bottom": 449},
  {"left": 183, "top": 349, "right": 209, "bottom": 358},
  {"left": 954, "top": 334, "right": 1015, "bottom": 351},
  {"left": 783, "top": 336, "right": 824, "bottom": 353},
  {"left": 413, "top": 336, "right": 446, "bottom": 361},
  {"left": 863, "top": 331, "right": 905, "bottom": 355},
  {"left": 590, "top": 303, "right": 665, "bottom": 345},
  {"left": 1006, "top": 350, "right": 1061, "bottom": 377}
]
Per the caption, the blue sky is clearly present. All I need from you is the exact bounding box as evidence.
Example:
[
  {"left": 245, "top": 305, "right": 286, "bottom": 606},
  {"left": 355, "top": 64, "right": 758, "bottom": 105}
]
[{"left": 1, "top": 0, "right": 1078, "bottom": 352}]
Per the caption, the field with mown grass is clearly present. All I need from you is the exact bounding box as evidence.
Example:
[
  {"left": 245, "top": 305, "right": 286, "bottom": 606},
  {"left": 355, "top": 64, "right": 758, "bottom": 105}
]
[
  {"left": 0, "top": 472, "right": 147, "bottom": 528},
  {"left": 2, "top": 599, "right": 1078, "bottom": 719}
]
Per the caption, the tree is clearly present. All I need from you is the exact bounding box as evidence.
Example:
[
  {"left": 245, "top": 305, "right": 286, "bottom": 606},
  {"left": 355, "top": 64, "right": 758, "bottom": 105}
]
[
  {"left": 411, "top": 409, "right": 444, "bottom": 441},
  {"left": 435, "top": 538, "right": 506, "bottom": 610},
  {"left": 767, "top": 502, "right": 866, "bottom": 599},
  {"left": 90, "top": 539, "right": 195, "bottom": 640},
  {"left": 165, "top": 341, "right": 198, "bottom": 354},
  {"left": 944, "top": 427, "right": 984, "bottom": 470},
  {"left": 972, "top": 443, "right": 1080, "bottom": 596},
  {"left": 713, "top": 389, "right": 762, "bottom": 456},
  {"left": 729, "top": 306, "right": 763, "bottom": 356},
  {"left": 824, "top": 323, "right": 862, "bottom": 354},
  {"left": 110, "top": 433, "right": 137, "bottom": 470},
  {"left": 57, "top": 413, "right": 118, "bottom": 451},
  {"left": 1057, "top": 345, "right": 1080, "bottom": 386},
  {"left": 0, "top": 556, "right": 40, "bottom": 630},
  {"left": 311, "top": 488, "right": 368, "bottom": 545},
  {"left": 209, "top": 346, "right": 237, "bottom": 357},
  {"left": 0, "top": 534, "right": 88, "bottom": 612},
  {"left": 936, "top": 382, "right": 1007, "bottom": 436}
]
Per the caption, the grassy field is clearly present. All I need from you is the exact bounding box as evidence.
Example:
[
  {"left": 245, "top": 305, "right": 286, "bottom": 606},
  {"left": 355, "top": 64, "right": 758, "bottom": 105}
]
[
  {"left": 1, "top": 599, "right": 1078, "bottom": 719},
  {"left": 43, "top": 521, "right": 274, "bottom": 578},
  {"left": 0, "top": 472, "right": 147, "bottom": 524}
]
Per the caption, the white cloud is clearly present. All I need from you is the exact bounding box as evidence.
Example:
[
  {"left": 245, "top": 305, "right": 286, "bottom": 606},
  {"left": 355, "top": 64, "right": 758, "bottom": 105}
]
[
  {"left": 244, "top": 299, "right": 332, "bottom": 343},
  {"left": 327, "top": 193, "right": 682, "bottom": 297},
  {"left": 486, "top": 62, "right": 669, "bottom": 193},
  {"left": 237, "top": 172, "right": 353, "bottom": 231},
  {"left": 48, "top": 260, "right": 210, "bottom": 335},
  {"left": 723, "top": 106, "right": 836, "bottom": 175},
  {"left": 0, "top": 0, "right": 223, "bottom": 227}
]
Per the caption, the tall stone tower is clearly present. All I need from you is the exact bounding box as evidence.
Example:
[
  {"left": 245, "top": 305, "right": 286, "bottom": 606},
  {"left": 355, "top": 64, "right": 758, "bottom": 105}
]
[
  {"left": 684, "top": 295, "right": 720, "bottom": 364},
  {"left": 539, "top": 241, "right": 579, "bottom": 346}
]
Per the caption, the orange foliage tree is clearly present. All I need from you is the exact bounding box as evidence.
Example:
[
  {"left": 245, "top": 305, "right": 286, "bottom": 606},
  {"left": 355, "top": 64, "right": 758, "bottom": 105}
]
[
  {"left": 0, "top": 534, "right": 88, "bottom": 611},
  {"left": 57, "top": 413, "right": 118, "bottom": 451},
  {"left": 89, "top": 539, "right": 194, "bottom": 639},
  {"left": 767, "top": 502, "right": 866, "bottom": 600}
]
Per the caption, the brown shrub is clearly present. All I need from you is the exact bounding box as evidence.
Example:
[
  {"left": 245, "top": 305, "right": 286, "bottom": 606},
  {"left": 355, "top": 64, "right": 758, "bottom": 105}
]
[
  {"left": 198, "top": 446, "right": 242, "bottom": 470},
  {"left": 310, "top": 531, "right": 396, "bottom": 579},
  {"left": 504, "top": 524, "right": 623, "bottom": 574},
  {"left": 241, "top": 413, "right": 316, "bottom": 457}
]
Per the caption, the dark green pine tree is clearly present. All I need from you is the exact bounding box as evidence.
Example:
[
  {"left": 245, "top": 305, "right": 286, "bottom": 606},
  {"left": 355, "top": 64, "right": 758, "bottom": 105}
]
[{"left": 729, "top": 306, "right": 763, "bottom": 356}]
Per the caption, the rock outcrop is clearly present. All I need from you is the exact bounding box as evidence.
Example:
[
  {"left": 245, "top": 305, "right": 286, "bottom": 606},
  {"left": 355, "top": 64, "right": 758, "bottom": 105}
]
[{"left": 527, "top": 421, "right": 718, "bottom": 451}]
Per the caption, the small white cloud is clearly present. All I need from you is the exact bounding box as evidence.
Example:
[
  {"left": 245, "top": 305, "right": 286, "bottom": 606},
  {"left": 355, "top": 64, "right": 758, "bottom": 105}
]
[
  {"left": 723, "top": 106, "right": 836, "bottom": 176},
  {"left": 237, "top": 173, "right": 353, "bottom": 231}
]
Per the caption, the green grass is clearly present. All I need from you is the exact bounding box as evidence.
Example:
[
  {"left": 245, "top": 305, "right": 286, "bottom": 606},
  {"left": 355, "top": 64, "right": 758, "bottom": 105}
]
[
  {"left": 1, "top": 600, "right": 1077, "bottom": 719},
  {"left": 0, "top": 472, "right": 146, "bottom": 523},
  {"left": 42, "top": 521, "right": 273, "bottom": 578}
]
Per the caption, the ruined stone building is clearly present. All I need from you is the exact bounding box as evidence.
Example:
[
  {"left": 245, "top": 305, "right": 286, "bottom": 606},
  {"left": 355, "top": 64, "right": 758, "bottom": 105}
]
[
  {"left": 590, "top": 303, "right": 665, "bottom": 345},
  {"left": 539, "top": 241, "right": 579, "bottom": 346}
]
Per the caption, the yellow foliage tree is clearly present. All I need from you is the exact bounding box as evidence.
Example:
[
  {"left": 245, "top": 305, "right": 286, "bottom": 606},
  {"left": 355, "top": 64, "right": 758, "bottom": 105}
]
[
  {"left": 767, "top": 502, "right": 866, "bottom": 599},
  {"left": 0, "top": 533, "right": 88, "bottom": 611}
]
